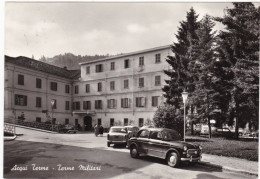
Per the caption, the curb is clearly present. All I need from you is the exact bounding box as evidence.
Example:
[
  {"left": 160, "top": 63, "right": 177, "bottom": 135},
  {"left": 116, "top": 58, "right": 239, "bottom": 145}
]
[
  {"left": 198, "top": 161, "right": 258, "bottom": 176},
  {"left": 4, "top": 135, "right": 17, "bottom": 141}
]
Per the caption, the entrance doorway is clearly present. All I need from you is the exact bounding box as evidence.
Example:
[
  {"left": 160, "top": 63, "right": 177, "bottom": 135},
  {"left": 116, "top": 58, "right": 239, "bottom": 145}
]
[{"left": 84, "top": 116, "right": 92, "bottom": 131}]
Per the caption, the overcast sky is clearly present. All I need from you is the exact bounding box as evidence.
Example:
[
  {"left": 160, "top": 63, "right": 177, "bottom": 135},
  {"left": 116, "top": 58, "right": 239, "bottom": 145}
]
[{"left": 5, "top": 2, "right": 235, "bottom": 59}]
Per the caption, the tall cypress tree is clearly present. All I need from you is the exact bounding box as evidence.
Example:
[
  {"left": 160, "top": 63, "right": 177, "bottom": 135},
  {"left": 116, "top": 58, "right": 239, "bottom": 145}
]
[
  {"left": 215, "top": 3, "right": 259, "bottom": 138},
  {"left": 163, "top": 7, "right": 199, "bottom": 109}
]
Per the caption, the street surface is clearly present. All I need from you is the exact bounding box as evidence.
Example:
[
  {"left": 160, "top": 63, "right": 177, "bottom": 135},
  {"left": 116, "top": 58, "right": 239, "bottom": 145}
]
[{"left": 4, "top": 127, "right": 257, "bottom": 179}]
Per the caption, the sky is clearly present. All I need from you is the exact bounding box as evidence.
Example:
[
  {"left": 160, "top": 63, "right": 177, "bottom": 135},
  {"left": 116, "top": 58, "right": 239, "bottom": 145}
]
[{"left": 4, "top": 2, "right": 235, "bottom": 60}]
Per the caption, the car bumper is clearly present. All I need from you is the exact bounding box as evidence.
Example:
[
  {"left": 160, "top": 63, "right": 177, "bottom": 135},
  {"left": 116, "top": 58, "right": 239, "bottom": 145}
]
[
  {"left": 181, "top": 155, "right": 202, "bottom": 162},
  {"left": 107, "top": 140, "right": 127, "bottom": 144}
]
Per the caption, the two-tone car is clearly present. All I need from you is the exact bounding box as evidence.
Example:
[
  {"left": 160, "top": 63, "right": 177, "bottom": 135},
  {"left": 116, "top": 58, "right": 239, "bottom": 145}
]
[
  {"left": 107, "top": 126, "right": 128, "bottom": 147},
  {"left": 129, "top": 128, "right": 202, "bottom": 167}
]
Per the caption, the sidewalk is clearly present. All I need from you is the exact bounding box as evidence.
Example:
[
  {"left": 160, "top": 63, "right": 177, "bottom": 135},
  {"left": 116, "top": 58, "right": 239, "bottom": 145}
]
[{"left": 199, "top": 153, "right": 258, "bottom": 176}]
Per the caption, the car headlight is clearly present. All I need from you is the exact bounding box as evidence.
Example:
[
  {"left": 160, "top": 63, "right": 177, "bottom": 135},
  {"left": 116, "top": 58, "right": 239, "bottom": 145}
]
[
  {"left": 199, "top": 146, "right": 202, "bottom": 150},
  {"left": 183, "top": 146, "right": 188, "bottom": 151}
]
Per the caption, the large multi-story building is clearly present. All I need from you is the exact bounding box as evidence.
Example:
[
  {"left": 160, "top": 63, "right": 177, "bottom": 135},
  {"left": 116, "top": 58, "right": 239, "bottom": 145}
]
[{"left": 4, "top": 45, "right": 173, "bottom": 131}]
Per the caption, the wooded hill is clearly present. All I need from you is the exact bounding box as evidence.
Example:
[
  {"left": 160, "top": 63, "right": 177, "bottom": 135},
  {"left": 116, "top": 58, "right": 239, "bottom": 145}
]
[{"left": 38, "top": 53, "right": 108, "bottom": 70}]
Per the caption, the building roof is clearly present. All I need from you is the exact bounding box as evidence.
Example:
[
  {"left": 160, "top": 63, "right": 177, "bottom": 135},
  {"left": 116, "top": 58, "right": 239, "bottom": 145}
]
[
  {"left": 79, "top": 45, "right": 171, "bottom": 65},
  {"left": 5, "top": 55, "right": 80, "bottom": 80}
]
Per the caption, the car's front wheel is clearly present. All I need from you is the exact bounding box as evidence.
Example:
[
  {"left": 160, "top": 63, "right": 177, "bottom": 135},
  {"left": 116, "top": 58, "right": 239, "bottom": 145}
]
[
  {"left": 167, "top": 152, "right": 180, "bottom": 167},
  {"left": 130, "top": 145, "right": 139, "bottom": 158},
  {"left": 107, "top": 142, "right": 110, "bottom": 147}
]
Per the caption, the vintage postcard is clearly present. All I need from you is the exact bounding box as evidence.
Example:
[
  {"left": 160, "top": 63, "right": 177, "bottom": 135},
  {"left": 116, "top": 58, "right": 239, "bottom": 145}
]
[{"left": 3, "top": 1, "right": 259, "bottom": 179}]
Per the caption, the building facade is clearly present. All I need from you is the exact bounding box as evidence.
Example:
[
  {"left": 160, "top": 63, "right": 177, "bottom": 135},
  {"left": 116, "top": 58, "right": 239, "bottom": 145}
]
[
  {"left": 73, "top": 45, "right": 172, "bottom": 130},
  {"left": 4, "top": 56, "right": 80, "bottom": 126},
  {"left": 4, "top": 45, "right": 173, "bottom": 130}
]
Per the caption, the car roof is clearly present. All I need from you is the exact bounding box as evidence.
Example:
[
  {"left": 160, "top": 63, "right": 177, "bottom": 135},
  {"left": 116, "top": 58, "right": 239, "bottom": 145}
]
[
  {"left": 110, "top": 126, "right": 126, "bottom": 128},
  {"left": 124, "top": 126, "right": 139, "bottom": 128}
]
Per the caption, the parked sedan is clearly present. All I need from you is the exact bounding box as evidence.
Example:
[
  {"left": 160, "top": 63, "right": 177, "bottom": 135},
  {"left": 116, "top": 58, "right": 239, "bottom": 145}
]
[
  {"left": 107, "top": 126, "right": 128, "bottom": 147},
  {"left": 129, "top": 128, "right": 202, "bottom": 167},
  {"left": 214, "top": 128, "right": 234, "bottom": 138}
]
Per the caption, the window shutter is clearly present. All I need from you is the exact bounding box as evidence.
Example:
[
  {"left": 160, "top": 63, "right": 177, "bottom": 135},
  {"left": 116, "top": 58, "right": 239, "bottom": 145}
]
[{"left": 115, "top": 99, "right": 117, "bottom": 108}]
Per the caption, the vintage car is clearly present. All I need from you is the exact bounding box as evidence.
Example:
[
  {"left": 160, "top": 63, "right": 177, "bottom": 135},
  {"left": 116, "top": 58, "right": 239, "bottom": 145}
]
[
  {"left": 107, "top": 126, "right": 128, "bottom": 147},
  {"left": 58, "top": 124, "right": 77, "bottom": 134},
  {"left": 129, "top": 128, "right": 202, "bottom": 167}
]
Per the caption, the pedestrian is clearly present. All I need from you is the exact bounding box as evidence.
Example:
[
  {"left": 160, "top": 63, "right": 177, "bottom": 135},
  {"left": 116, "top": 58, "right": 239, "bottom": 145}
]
[
  {"left": 94, "top": 124, "right": 99, "bottom": 137},
  {"left": 99, "top": 125, "right": 104, "bottom": 136}
]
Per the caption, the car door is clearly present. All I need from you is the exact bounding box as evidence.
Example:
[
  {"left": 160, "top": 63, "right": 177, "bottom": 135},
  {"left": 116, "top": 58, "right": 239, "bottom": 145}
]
[
  {"left": 136, "top": 129, "right": 149, "bottom": 154},
  {"left": 147, "top": 131, "right": 164, "bottom": 158}
]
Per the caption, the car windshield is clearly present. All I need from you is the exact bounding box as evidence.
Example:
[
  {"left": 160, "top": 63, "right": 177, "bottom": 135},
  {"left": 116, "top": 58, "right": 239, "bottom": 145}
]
[
  {"left": 111, "top": 128, "right": 127, "bottom": 133},
  {"left": 161, "top": 130, "right": 181, "bottom": 141}
]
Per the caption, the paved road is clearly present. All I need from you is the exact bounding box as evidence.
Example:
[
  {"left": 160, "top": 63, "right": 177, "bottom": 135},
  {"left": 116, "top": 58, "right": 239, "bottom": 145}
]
[{"left": 3, "top": 127, "right": 257, "bottom": 179}]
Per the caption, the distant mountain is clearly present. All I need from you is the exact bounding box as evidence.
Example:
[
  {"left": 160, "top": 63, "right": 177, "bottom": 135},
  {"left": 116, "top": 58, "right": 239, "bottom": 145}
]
[{"left": 38, "top": 53, "right": 109, "bottom": 70}]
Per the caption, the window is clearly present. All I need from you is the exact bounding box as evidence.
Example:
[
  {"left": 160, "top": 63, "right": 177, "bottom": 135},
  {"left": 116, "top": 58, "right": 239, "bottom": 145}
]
[
  {"left": 111, "top": 62, "right": 115, "bottom": 70},
  {"left": 36, "top": 78, "right": 42, "bottom": 88},
  {"left": 73, "top": 102, "right": 80, "bottom": 110},
  {"left": 15, "top": 95, "right": 27, "bottom": 106},
  {"left": 139, "top": 56, "right": 144, "bottom": 66},
  {"left": 36, "top": 97, "right": 41, "bottom": 108},
  {"left": 124, "top": 79, "right": 129, "bottom": 89},
  {"left": 98, "top": 82, "right": 102, "bottom": 92},
  {"left": 110, "top": 118, "right": 114, "bottom": 127},
  {"left": 86, "top": 66, "right": 90, "bottom": 74},
  {"left": 86, "top": 84, "right": 90, "bottom": 93},
  {"left": 150, "top": 131, "right": 162, "bottom": 140},
  {"left": 51, "top": 99, "right": 57, "bottom": 109},
  {"left": 139, "top": 78, "right": 144, "bottom": 88},
  {"left": 36, "top": 117, "right": 41, "bottom": 123},
  {"left": 65, "top": 101, "right": 70, "bottom": 110},
  {"left": 98, "top": 118, "right": 102, "bottom": 125},
  {"left": 107, "top": 99, "right": 117, "bottom": 109},
  {"left": 155, "top": 53, "right": 161, "bottom": 63},
  {"left": 136, "top": 97, "right": 145, "bottom": 107},
  {"left": 124, "top": 118, "right": 128, "bottom": 126},
  {"left": 65, "top": 119, "right": 69, "bottom": 125},
  {"left": 152, "top": 96, "right": 159, "bottom": 107},
  {"left": 155, "top": 76, "right": 161, "bottom": 86},
  {"left": 124, "top": 59, "right": 129, "bottom": 68},
  {"left": 110, "top": 81, "right": 115, "bottom": 91},
  {"left": 83, "top": 101, "right": 91, "bottom": 110},
  {"left": 18, "top": 74, "right": 24, "bottom": 85},
  {"left": 139, "top": 118, "right": 144, "bottom": 127},
  {"left": 65, "top": 85, "right": 70, "bottom": 94},
  {"left": 74, "top": 85, "right": 79, "bottom": 94},
  {"left": 138, "top": 129, "right": 148, "bottom": 138},
  {"left": 95, "top": 100, "right": 102, "bottom": 109},
  {"left": 50, "top": 82, "right": 58, "bottom": 91},
  {"left": 121, "top": 98, "right": 130, "bottom": 108},
  {"left": 96, "top": 64, "right": 103, "bottom": 73}
]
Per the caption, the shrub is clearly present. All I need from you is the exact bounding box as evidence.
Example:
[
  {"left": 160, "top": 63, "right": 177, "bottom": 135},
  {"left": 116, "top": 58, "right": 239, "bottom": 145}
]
[{"left": 153, "top": 104, "right": 184, "bottom": 137}]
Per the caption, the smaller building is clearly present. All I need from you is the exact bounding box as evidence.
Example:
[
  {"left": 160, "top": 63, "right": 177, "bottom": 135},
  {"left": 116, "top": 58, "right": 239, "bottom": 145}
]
[{"left": 4, "top": 56, "right": 80, "bottom": 126}]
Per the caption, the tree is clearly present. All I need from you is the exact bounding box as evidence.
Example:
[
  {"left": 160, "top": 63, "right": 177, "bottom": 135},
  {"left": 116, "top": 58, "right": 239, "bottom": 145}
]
[
  {"left": 153, "top": 104, "right": 184, "bottom": 137},
  {"left": 215, "top": 3, "right": 259, "bottom": 138},
  {"left": 163, "top": 7, "right": 199, "bottom": 108}
]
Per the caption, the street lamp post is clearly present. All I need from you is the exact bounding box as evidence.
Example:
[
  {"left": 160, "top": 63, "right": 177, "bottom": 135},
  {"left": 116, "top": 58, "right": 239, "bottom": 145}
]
[{"left": 182, "top": 91, "right": 188, "bottom": 142}]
